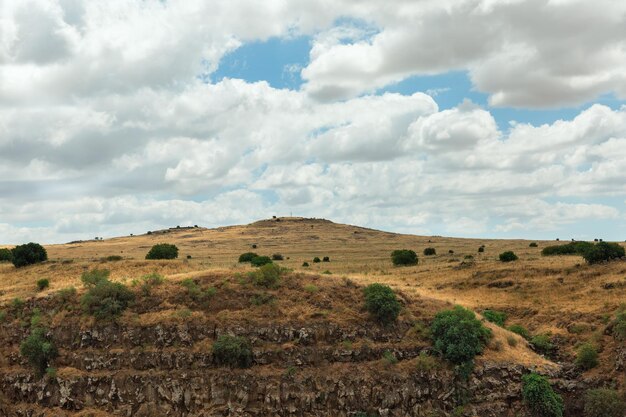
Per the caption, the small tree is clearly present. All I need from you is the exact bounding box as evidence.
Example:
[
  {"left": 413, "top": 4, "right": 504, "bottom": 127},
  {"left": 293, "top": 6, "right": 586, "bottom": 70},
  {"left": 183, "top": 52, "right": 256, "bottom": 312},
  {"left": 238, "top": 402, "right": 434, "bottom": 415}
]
[
  {"left": 0, "top": 248, "right": 12, "bottom": 263},
  {"left": 431, "top": 306, "right": 492, "bottom": 367},
  {"left": 145, "top": 243, "right": 178, "bottom": 260},
  {"left": 499, "top": 251, "right": 518, "bottom": 262},
  {"left": 363, "top": 283, "right": 401, "bottom": 325},
  {"left": 20, "top": 328, "right": 58, "bottom": 376},
  {"left": 521, "top": 373, "right": 564, "bottom": 417},
  {"left": 11, "top": 243, "right": 47, "bottom": 268},
  {"left": 391, "top": 249, "right": 418, "bottom": 266},
  {"left": 238, "top": 252, "right": 259, "bottom": 262},
  {"left": 313, "top": 257, "right": 321, "bottom": 263},
  {"left": 212, "top": 335, "right": 253, "bottom": 368},
  {"left": 582, "top": 242, "right": 625, "bottom": 264},
  {"left": 583, "top": 388, "right": 625, "bottom": 417},
  {"left": 250, "top": 256, "right": 272, "bottom": 267},
  {"left": 423, "top": 247, "right": 436, "bottom": 256}
]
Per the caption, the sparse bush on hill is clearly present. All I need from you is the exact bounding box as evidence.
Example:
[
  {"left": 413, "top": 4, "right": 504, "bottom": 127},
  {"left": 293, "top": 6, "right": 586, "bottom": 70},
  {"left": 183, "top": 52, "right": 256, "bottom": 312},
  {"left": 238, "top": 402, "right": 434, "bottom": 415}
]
[
  {"left": 36, "top": 279, "right": 49, "bottom": 291},
  {"left": 250, "top": 263, "right": 282, "bottom": 288},
  {"left": 238, "top": 252, "right": 258, "bottom": 262},
  {"left": 0, "top": 248, "right": 12, "bottom": 263},
  {"left": 508, "top": 324, "right": 530, "bottom": 339},
  {"left": 391, "top": 249, "right": 418, "bottom": 266},
  {"left": 499, "top": 251, "right": 518, "bottom": 262},
  {"left": 56, "top": 287, "right": 77, "bottom": 306},
  {"left": 423, "top": 247, "right": 436, "bottom": 256},
  {"left": 20, "top": 327, "right": 58, "bottom": 376},
  {"left": 323, "top": 256, "right": 330, "bottom": 262},
  {"left": 582, "top": 242, "right": 625, "bottom": 264},
  {"left": 611, "top": 311, "right": 626, "bottom": 341},
  {"left": 11, "top": 243, "right": 47, "bottom": 268},
  {"left": 363, "top": 283, "right": 401, "bottom": 325},
  {"left": 250, "top": 256, "right": 272, "bottom": 267},
  {"left": 583, "top": 388, "right": 625, "bottom": 417},
  {"left": 541, "top": 241, "right": 593, "bottom": 256},
  {"left": 313, "top": 256, "right": 321, "bottom": 263},
  {"left": 145, "top": 243, "right": 178, "bottom": 260},
  {"left": 431, "top": 306, "right": 492, "bottom": 373},
  {"left": 531, "top": 334, "right": 554, "bottom": 354},
  {"left": 482, "top": 309, "right": 507, "bottom": 327},
  {"left": 575, "top": 343, "right": 598, "bottom": 370},
  {"left": 302, "top": 262, "right": 309, "bottom": 267},
  {"left": 139, "top": 272, "right": 165, "bottom": 296},
  {"left": 81, "top": 276, "right": 134, "bottom": 321},
  {"left": 529, "top": 242, "right": 538, "bottom": 247},
  {"left": 522, "top": 373, "right": 564, "bottom": 417},
  {"left": 212, "top": 335, "right": 253, "bottom": 368},
  {"left": 271, "top": 253, "right": 284, "bottom": 260},
  {"left": 81, "top": 269, "right": 110, "bottom": 288}
]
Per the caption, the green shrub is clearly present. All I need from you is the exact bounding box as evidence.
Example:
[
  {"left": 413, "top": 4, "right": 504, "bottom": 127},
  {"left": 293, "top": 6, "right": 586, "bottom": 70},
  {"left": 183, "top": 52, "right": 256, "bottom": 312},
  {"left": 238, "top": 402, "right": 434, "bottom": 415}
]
[
  {"left": 0, "top": 248, "right": 13, "bottom": 263},
  {"left": 482, "top": 309, "right": 507, "bottom": 327},
  {"left": 612, "top": 311, "right": 626, "bottom": 341},
  {"left": 251, "top": 263, "right": 281, "bottom": 288},
  {"left": 521, "top": 373, "right": 564, "bottom": 417},
  {"left": 541, "top": 241, "right": 594, "bottom": 256},
  {"left": 11, "top": 243, "right": 47, "bottom": 268},
  {"left": 145, "top": 243, "right": 179, "bottom": 260},
  {"left": 313, "top": 257, "right": 321, "bottom": 263},
  {"left": 81, "top": 269, "right": 111, "bottom": 288},
  {"left": 56, "top": 287, "right": 77, "bottom": 305},
  {"left": 582, "top": 242, "right": 625, "bottom": 264},
  {"left": 20, "top": 327, "right": 58, "bottom": 376},
  {"left": 583, "top": 388, "right": 626, "bottom": 417},
  {"left": 575, "top": 343, "right": 598, "bottom": 370},
  {"left": 529, "top": 242, "right": 538, "bottom": 247},
  {"left": 499, "top": 251, "right": 518, "bottom": 262},
  {"left": 508, "top": 324, "right": 530, "bottom": 339},
  {"left": 531, "top": 334, "right": 554, "bottom": 353},
  {"left": 391, "top": 249, "right": 418, "bottom": 266},
  {"left": 238, "top": 252, "right": 259, "bottom": 262},
  {"left": 212, "top": 335, "right": 253, "bottom": 368},
  {"left": 140, "top": 272, "right": 165, "bottom": 295},
  {"left": 322, "top": 256, "right": 330, "bottom": 262},
  {"left": 363, "top": 283, "right": 401, "bottom": 325},
  {"left": 304, "top": 284, "right": 319, "bottom": 293},
  {"left": 507, "top": 335, "right": 518, "bottom": 347},
  {"left": 431, "top": 306, "right": 492, "bottom": 366},
  {"left": 81, "top": 280, "right": 134, "bottom": 320},
  {"left": 271, "top": 253, "right": 284, "bottom": 261},
  {"left": 423, "top": 247, "right": 436, "bottom": 256},
  {"left": 414, "top": 351, "right": 440, "bottom": 372},
  {"left": 36, "top": 279, "right": 50, "bottom": 291},
  {"left": 11, "top": 297, "right": 25, "bottom": 310},
  {"left": 250, "top": 256, "right": 273, "bottom": 267},
  {"left": 302, "top": 262, "right": 309, "bottom": 267}
]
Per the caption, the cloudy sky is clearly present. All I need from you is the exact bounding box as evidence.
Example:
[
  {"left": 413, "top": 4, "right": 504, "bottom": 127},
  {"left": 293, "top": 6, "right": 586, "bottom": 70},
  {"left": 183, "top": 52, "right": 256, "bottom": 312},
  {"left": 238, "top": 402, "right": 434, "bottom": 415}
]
[{"left": 1, "top": 0, "right": 626, "bottom": 244}]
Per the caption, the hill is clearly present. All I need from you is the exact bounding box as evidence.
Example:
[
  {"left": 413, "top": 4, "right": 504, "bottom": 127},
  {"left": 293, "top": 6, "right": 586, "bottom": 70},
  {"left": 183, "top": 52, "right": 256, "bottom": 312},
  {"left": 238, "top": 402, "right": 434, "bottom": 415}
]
[{"left": 0, "top": 217, "right": 624, "bottom": 416}]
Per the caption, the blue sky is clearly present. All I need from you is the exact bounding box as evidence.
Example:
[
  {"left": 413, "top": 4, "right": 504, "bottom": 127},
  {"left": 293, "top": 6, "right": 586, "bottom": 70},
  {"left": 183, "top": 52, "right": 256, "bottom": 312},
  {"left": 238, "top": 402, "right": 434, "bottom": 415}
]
[{"left": 1, "top": 0, "right": 626, "bottom": 243}]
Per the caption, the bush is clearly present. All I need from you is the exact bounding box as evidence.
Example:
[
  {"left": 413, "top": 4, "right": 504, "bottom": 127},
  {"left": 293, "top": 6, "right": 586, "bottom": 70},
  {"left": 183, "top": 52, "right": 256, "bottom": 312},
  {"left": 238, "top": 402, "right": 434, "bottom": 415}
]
[
  {"left": 20, "top": 328, "right": 58, "bottom": 376},
  {"left": 322, "top": 256, "right": 330, "bottom": 262},
  {"left": 238, "top": 252, "right": 259, "bottom": 262},
  {"left": 145, "top": 243, "right": 179, "bottom": 260},
  {"left": 250, "top": 256, "right": 272, "bottom": 267},
  {"left": 81, "top": 269, "right": 110, "bottom": 288},
  {"left": 81, "top": 280, "right": 135, "bottom": 320},
  {"left": 0, "top": 248, "right": 12, "bottom": 263},
  {"left": 531, "top": 334, "right": 554, "bottom": 353},
  {"left": 302, "top": 262, "right": 309, "bottom": 267},
  {"left": 612, "top": 311, "right": 626, "bottom": 341},
  {"left": 431, "top": 306, "right": 492, "bottom": 366},
  {"left": 575, "top": 343, "right": 598, "bottom": 370},
  {"left": 529, "top": 242, "right": 538, "bottom": 247},
  {"left": 363, "top": 283, "right": 401, "bottom": 325},
  {"left": 521, "top": 373, "right": 564, "bottom": 417},
  {"left": 251, "top": 263, "right": 281, "bottom": 288},
  {"left": 104, "top": 255, "right": 123, "bottom": 262},
  {"left": 36, "top": 279, "right": 49, "bottom": 291},
  {"left": 482, "top": 309, "right": 507, "bottom": 327},
  {"left": 541, "top": 241, "right": 594, "bottom": 256},
  {"left": 499, "top": 251, "right": 518, "bottom": 262},
  {"left": 391, "top": 249, "right": 418, "bottom": 266},
  {"left": 423, "top": 247, "right": 436, "bottom": 256},
  {"left": 478, "top": 246, "right": 485, "bottom": 253},
  {"left": 583, "top": 388, "right": 626, "bottom": 417},
  {"left": 11, "top": 243, "right": 47, "bottom": 268},
  {"left": 508, "top": 324, "right": 530, "bottom": 339},
  {"left": 313, "top": 257, "right": 321, "bottom": 263},
  {"left": 212, "top": 335, "right": 253, "bottom": 368},
  {"left": 56, "top": 287, "right": 77, "bottom": 305},
  {"left": 271, "top": 253, "right": 284, "bottom": 261},
  {"left": 582, "top": 242, "right": 625, "bottom": 264}
]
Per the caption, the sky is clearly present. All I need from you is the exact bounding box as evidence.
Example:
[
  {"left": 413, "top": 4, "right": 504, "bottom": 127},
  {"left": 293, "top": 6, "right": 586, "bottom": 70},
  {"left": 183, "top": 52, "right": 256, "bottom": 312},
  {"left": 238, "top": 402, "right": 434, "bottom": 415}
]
[{"left": 1, "top": 0, "right": 626, "bottom": 244}]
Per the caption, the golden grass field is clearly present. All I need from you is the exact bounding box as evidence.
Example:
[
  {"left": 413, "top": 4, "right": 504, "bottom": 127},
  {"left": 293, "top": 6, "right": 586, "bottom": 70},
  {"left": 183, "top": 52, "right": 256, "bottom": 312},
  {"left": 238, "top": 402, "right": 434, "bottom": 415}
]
[{"left": 1, "top": 217, "right": 625, "bottom": 378}]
